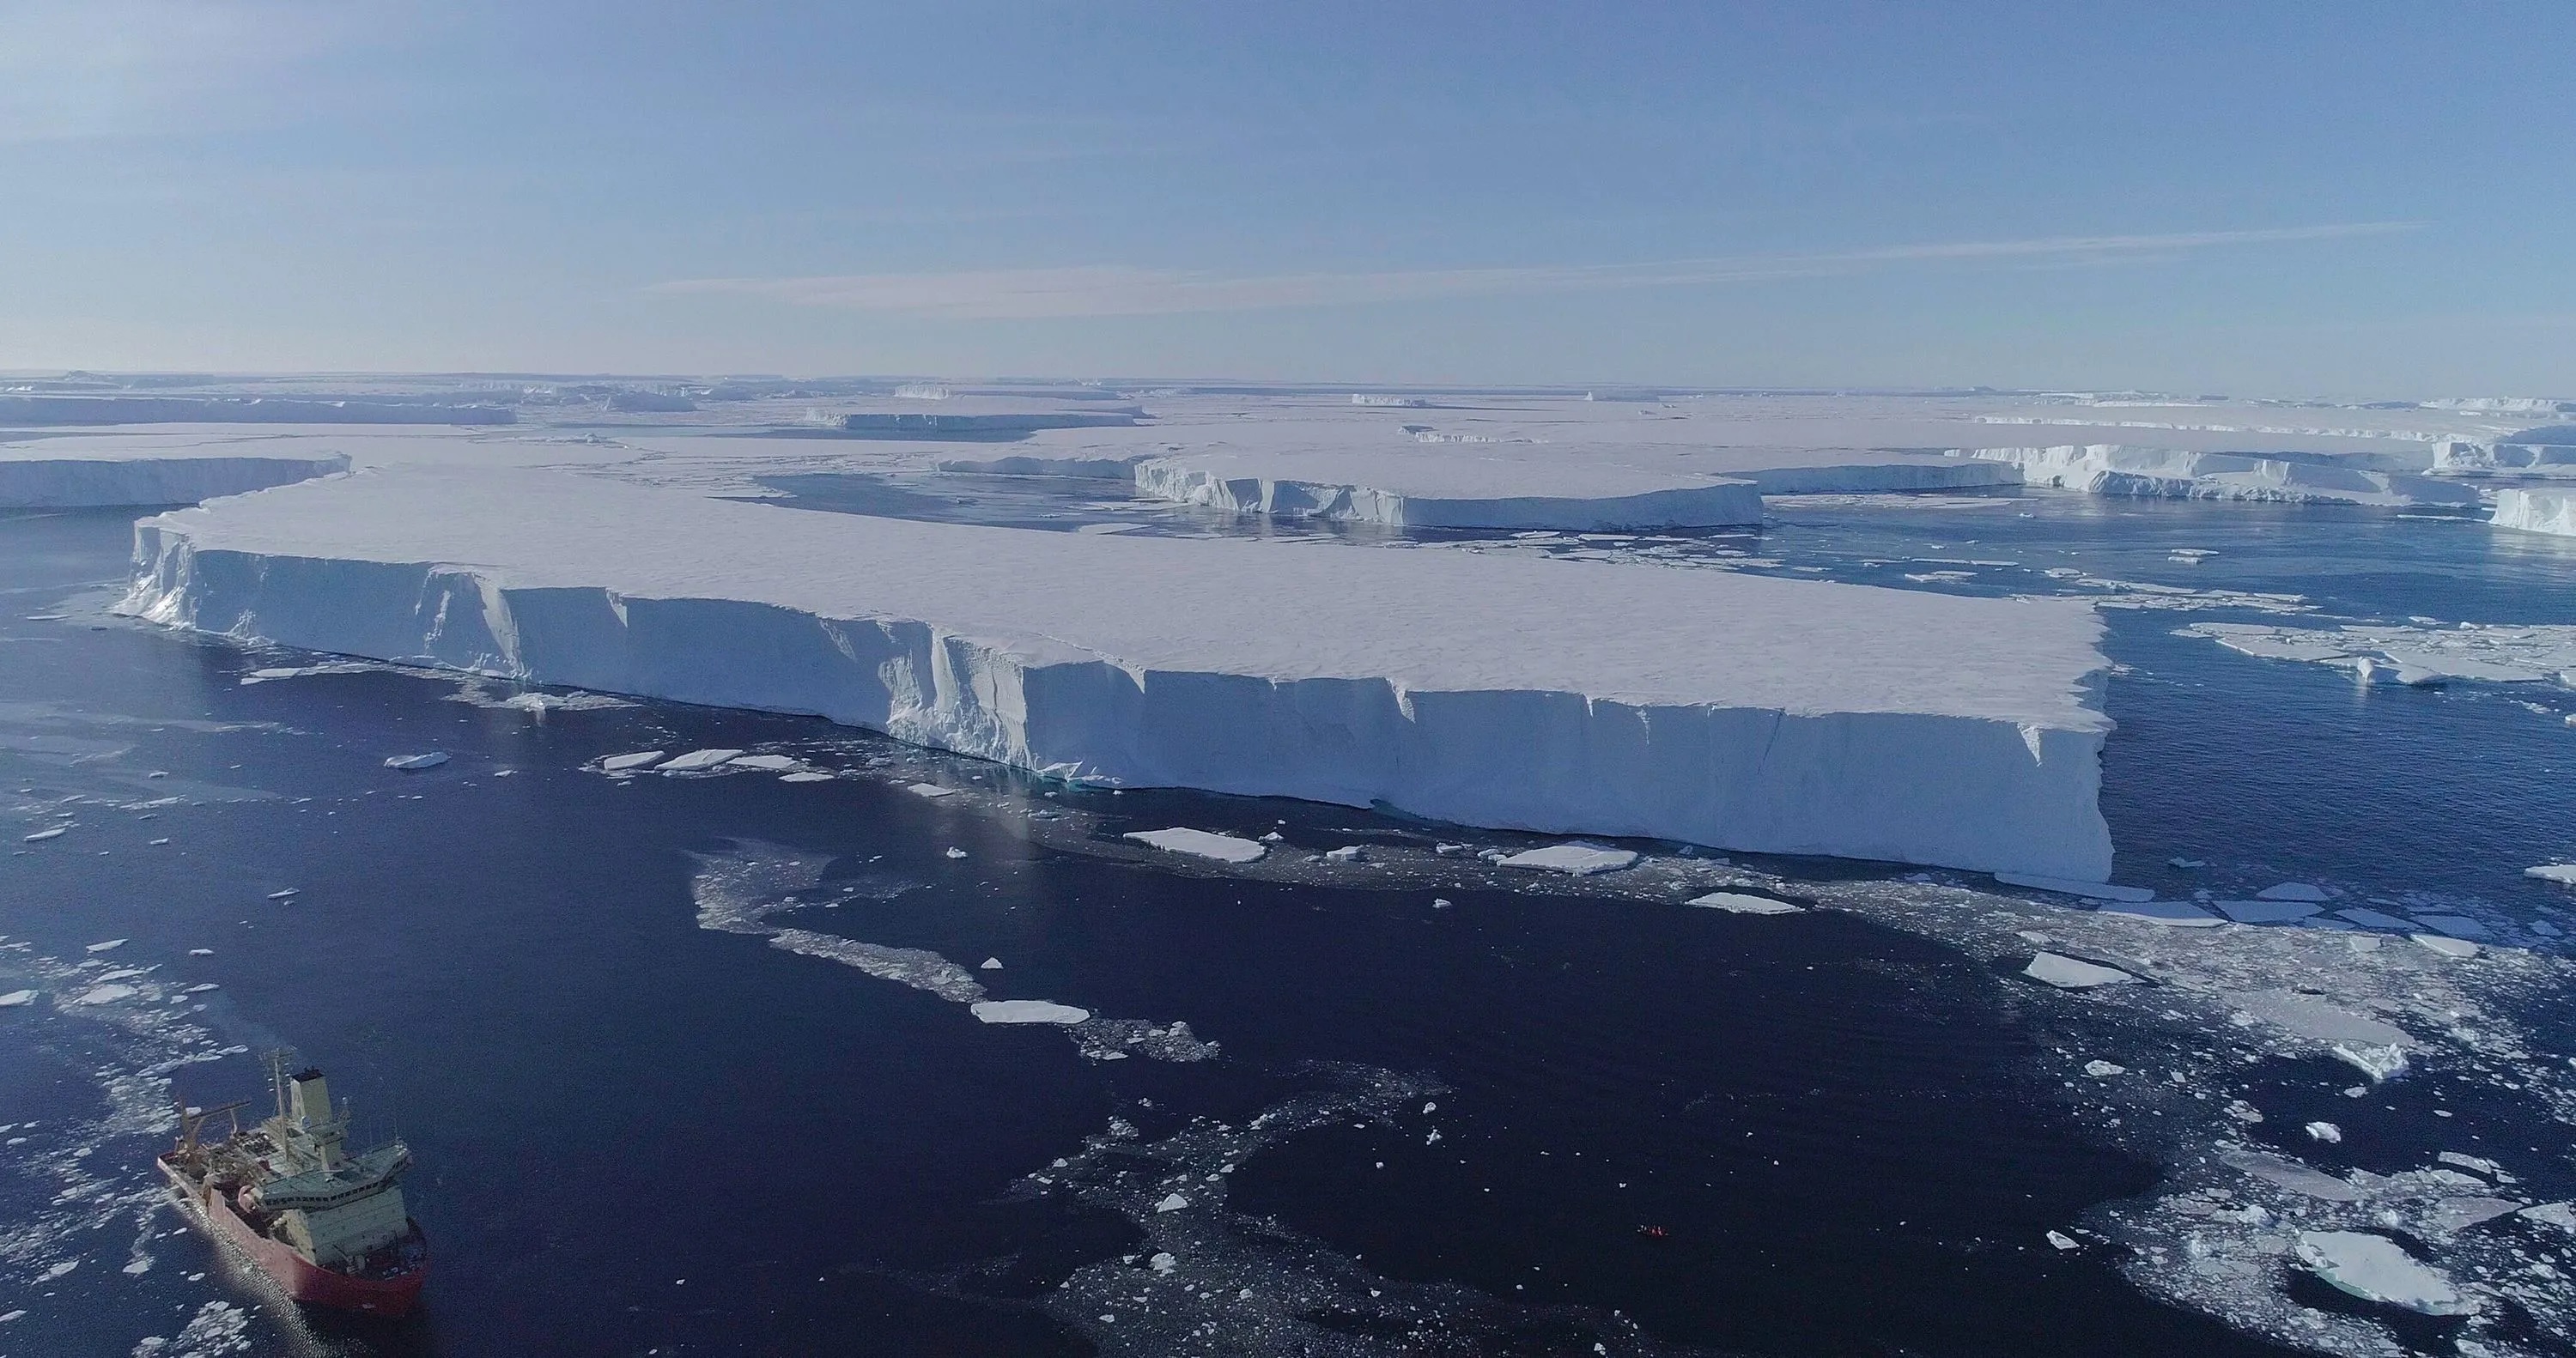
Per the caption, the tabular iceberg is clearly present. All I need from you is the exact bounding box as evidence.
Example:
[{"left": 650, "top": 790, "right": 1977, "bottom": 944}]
[
  {"left": 1967, "top": 445, "right": 2480, "bottom": 507},
  {"left": 0, "top": 452, "right": 350, "bottom": 508},
  {"left": 1131, "top": 448, "right": 1764, "bottom": 530},
  {"left": 124, "top": 465, "right": 2116, "bottom": 878}
]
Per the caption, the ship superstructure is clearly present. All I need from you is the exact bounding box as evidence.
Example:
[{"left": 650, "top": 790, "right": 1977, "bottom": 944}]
[{"left": 159, "top": 1052, "right": 428, "bottom": 1315}]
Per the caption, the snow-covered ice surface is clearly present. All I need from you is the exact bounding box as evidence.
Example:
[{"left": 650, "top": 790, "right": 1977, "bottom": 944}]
[
  {"left": 1122, "top": 827, "right": 1268, "bottom": 864},
  {"left": 124, "top": 464, "right": 2117, "bottom": 878}
]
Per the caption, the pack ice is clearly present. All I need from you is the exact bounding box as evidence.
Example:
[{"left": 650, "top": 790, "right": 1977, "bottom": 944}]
[{"left": 124, "top": 464, "right": 2116, "bottom": 878}]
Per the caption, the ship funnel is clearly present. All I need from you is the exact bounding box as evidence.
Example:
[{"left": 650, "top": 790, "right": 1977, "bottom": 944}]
[{"left": 289, "top": 1068, "right": 331, "bottom": 1127}]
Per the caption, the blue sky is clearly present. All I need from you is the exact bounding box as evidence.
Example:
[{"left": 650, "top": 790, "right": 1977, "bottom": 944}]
[{"left": 3, "top": 2, "right": 2571, "bottom": 395}]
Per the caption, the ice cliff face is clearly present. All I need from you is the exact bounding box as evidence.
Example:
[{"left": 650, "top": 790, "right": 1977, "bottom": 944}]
[
  {"left": 1969, "top": 445, "right": 2481, "bottom": 507},
  {"left": 2490, "top": 488, "right": 2576, "bottom": 537},
  {"left": 0, "top": 452, "right": 351, "bottom": 508},
  {"left": 1131, "top": 456, "right": 1765, "bottom": 530},
  {"left": 122, "top": 465, "right": 2117, "bottom": 879}
]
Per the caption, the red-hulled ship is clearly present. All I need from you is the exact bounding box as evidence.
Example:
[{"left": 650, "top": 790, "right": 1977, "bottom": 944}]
[{"left": 159, "top": 1053, "right": 428, "bottom": 1316}]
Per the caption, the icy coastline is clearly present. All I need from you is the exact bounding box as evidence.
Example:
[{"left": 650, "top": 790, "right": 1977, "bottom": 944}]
[
  {"left": 123, "top": 464, "right": 2117, "bottom": 877},
  {"left": 0, "top": 451, "right": 351, "bottom": 508}
]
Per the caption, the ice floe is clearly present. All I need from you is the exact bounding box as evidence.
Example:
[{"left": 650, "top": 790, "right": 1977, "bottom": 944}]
[
  {"left": 2294, "top": 1231, "right": 2479, "bottom": 1316},
  {"left": 0, "top": 989, "right": 34, "bottom": 1007},
  {"left": 1686, "top": 891, "right": 1802, "bottom": 914},
  {"left": 971, "top": 1000, "right": 1093, "bottom": 1025},
  {"left": 1121, "top": 828, "right": 1267, "bottom": 864},
  {"left": 598, "top": 750, "right": 665, "bottom": 771},
  {"left": 1495, "top": 844, "right": 1637, "bottom": 876},
  {"left": 382, "top": 751, "right": 448, "bottom": 771},
  {"left": 1993, "top": 871, "right": 2153, "bottom": 902},
  {"left": 658, "top": 748, "right": 744, "bottom": 773},
  {"left": 2023, "top": 952, "right": 2137, "bottom": 989}
]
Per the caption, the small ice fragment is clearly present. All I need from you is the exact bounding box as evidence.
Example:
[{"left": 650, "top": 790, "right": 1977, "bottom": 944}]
[
  {"left": 907, "top": 782, "right": 959, "bottom": 799},
  {"left": 2213, "top": 900, "right": 2320, "bottom": 924},
  {"left": 187, "top": 948, "right": 213, "bottom": 956},
  {"left": 778, "top": 772, "right": 835, "bottom": 783},
  {"left": 2305, "top": 1121, "right": 2343, "bottom": 1143},
  {"left": 1431, "top": 897, "right": 1452, "bottom": 908},
  {"left": 0, "top": 1308, "right": 20, "bottom": 1321},
  {"left": 980, "top": 957, "right": 1002, "bottom": 970},
  {"left": 943, "top": 847, "right": 968, "bottom": 859},
  {"left": 384, "top": 752, "right": 449, "bottom": 771},
  {"left": 2413, "top": 933, "right": 2478, "bottom": 958},
  {"left": 657, "top": 748, "right": 743, "bottom": 773},
  {"left": 969, "top": 999, "right": 1090, "bottom": 1025},
  {"left": 2082, "top": 1060, "right": 2126, "bottom": 1077},
  {"left": 265, "top": 888, "right": 297, "bottom": 900},
  {"left": 1324, "top": 846, "right": 1367, "bottom": 864},
  {"left": 1498, "top": 843, "right": 1637, "bottom": 876},
  {"left": 2045, "top": 1230, "right": 2079, "bottom": 1251},
  {"left": 2293, "top": 1231, "right": 2478, "bottom": 1315},
  {"left": 71, "top": 984, "right": 137, "bottom": 1004},
  {"left": 2167, "top": 858, "right": 2207, "bottom": 869},
  {"left": 2330, "top": 1043, "right": 2409, "bottom": 1082},
  {"left": 1121, "top": 828, "right": 1267, "bottom": 864},
  {"left": 0, "top": 990, "right": 33, "bottom": 1007},
  {"left": 2098, "top": 900, "right": 2222, "bottom": 927},
  {"left": 1688, "top": 891, "right": 1801, "bottom": 914},
  {"left": 599, "top": 751, "right": 665, "bottom": 771},
  {"left": 2334, "top": 907, "right": 2413, "bottom": 931},
  {"left": 1992, "top": 871, "right": 2154, "bottom": 902},
  {"left": 1259, "top": 831, "right": 1285, "bottom": 843},
  {"left": 2256, "top": 882, "right": 2330, "bottom": 902},
  {"left": 1434, "top": 843, "right": 1467, "bottom": 855},
  {"left": 184, "top": 983, "right": 218, "bottom": 993},
  {"left": 22, "top": 828, "right": 66, "bottom": 842},
  {"left": 86, "top": 938, "right": 127, "bottom": 952},
  {"left": 37, "top": 1261, "right": 76, "bottom": 1281},
  {"left": 1148, "top": 1252, "right": 1176, "bottom": 1275},
  {"left": 2024, "top": 953, "right": 2136, "bottom": 990},
  {"left": 148, "top": 838, "right": 170, "bottom": 846},
  {"left": 2522, "top": 864, "right": 2576, "bottom": 885},
  {"left": 1153, "top": 1193, "right": 1189, "bottom": 1213}
]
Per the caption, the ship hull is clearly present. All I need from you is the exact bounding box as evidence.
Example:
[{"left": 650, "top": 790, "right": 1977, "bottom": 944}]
[{"left": 158, "top": 1158, "right": 427, "bottom": 1317}]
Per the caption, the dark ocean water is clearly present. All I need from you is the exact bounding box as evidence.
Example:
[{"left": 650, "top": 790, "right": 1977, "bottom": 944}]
[{"left": 3, "top": 494, "right": 2571, "bottom": 1357}]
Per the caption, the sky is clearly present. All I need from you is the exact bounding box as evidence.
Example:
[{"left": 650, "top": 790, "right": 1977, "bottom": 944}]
[{"left": 3, "top": 1, "right": 2572, "bottom": 396}]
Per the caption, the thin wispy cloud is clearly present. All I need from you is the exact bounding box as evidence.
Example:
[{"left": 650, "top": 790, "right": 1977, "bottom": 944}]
[{"left": 651, "top": 222, "right": 2421, "bottom": 320}]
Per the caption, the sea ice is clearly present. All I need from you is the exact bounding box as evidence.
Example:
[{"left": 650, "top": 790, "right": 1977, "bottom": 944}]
[
  {"left": 2412, "top": 934, "right": 2479, "bottom": 959},
  {"left": 980, "top": 957, "right": 1003, "bottom": 970},
  {"left": 0, "top": 990, "right": 33, "bottom": 1007},
  {"left": 778, "top": 771, "right": 835, "bottom": 783},
  {"left": 127, "top": 464, "right": 2117, "bottom": 878},
  {"left": 1324, "top": 846, "right": 1368, "bottom": 864},
  {"left": 383, "top": 752, "right": 448, "bottom": 771},
  {"left": 657, "top": 748, "right": 743, "bottom": 773},
  {"left": 2045, "top": 1230, "right": 2080, "bottom": 1251},
  {"left": 1991, "top": 871, "right": 2153, "bottom": 902},
  {"left": 2524, "top": 864, "right": 2576, "bottom": 885},
  {"left": 2293, "top": 1231, "right": 2479, "bottom": 1316},
  {"left": 1496, "top": 844, "right": 1638, "bottom": 876},
  {"left": 1118, "top": 824, "right": 1267, "bottom": 865},
  {"left": 971, "top": 1000, "right": 1092, "bottom": 1025},
  {"left": 85, "top": 938, "right": 126, "bottom": 952},
  {"left": 907, "top": 782, "right": 960, "bottom": 799},
  {"left": 22, "top": 828, "right": 65, "bottom": 842},
  {"left": 2255, "top": 882, "right": 2329, "bottom": 902},
  {"left": 2023, "top": 953, "right": 2137, "bottom": 989},
  {"left": 598, "top": 750, "right": 665, "bottom": 771},
  {"left": 2082, "top": 1060, "right": 2126, "bottom": 1076},
  {"left": 71, "top": 984, "right": 137, "bottom": 1004},
  {"left": 2304, "top": 1121, "right": 2342, "bottom": 1143},
  {"left": 1686, "top": 891, "right": 1801, "bottom": 914}
]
